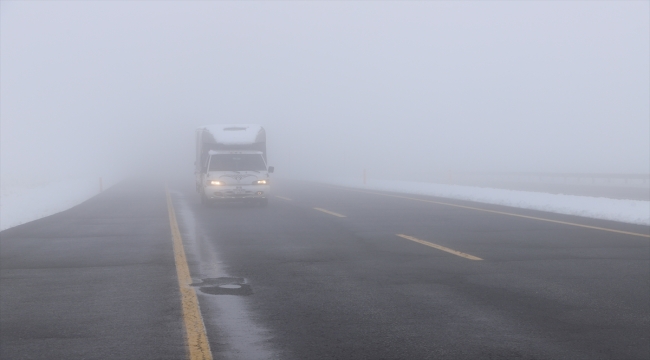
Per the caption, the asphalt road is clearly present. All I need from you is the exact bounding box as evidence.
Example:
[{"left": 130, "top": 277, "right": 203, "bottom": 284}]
[
  {"left": 0, "top": 182, "right": 186, "bottom": 359},
  {"left": 1, "top": 179, "right": 649, "bottom": 359}
]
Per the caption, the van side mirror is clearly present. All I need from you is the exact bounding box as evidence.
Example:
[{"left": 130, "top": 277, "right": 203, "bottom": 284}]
[{"left": 268, "top": 166, "right": 275, "bottom": 173}]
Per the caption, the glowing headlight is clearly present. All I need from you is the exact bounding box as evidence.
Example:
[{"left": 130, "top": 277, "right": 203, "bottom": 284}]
[
  {"left": 210, "top": 180, "right": 223, "bottom": 185},
  {"left": 253, "top": 179, "right": 268, "bottom": 185}
]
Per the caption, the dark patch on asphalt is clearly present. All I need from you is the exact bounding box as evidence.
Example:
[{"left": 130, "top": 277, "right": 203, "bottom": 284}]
[
  {"left": 200, "top": 284, "right": 253, "bottom": 296},
  {"left": 192, "top": 277, "right": 253, "bottom": 296}
]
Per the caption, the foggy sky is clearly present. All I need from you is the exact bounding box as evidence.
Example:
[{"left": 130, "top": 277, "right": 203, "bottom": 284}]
[{"left": 1, "top": 1, "right": 648, "bottom": 184}]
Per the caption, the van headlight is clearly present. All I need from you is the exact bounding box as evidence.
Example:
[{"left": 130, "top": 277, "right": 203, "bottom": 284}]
[
  {"left": 209, "top": 180, "right": 223, "bottom": 185},
  {"left": 253, "top": 179, "right": 268, "bottom": 185}
]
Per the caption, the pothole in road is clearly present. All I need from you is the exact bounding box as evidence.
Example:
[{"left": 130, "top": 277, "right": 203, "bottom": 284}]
[
  {"left": 191, "top": 277, "right": 253, "bottom": 296},
  {"left": 200, "top": 284, "right": 253, "bottom": 296}
]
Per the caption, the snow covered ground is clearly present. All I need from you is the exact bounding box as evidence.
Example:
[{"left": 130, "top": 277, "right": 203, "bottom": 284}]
[
  {"left": 323, "top": 178, "right": 650, "bottom": 226},
  {"left": 0, "top": 178, "right": 116, "bottom": 231}
]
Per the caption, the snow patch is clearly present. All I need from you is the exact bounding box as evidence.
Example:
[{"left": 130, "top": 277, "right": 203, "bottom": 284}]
[
  {"left": 324, "top": 178, "right": 650, "bottom": 226},
  {"left": 0, "top": 178, "right": 117, "bottom": 231}
]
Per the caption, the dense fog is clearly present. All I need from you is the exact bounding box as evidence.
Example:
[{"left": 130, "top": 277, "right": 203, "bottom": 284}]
[{"left": 2, "top": 1, "right": 648, "bottom": 186}]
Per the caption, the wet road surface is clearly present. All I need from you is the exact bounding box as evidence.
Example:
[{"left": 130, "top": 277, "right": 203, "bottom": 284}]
[{"left": 1, "top": 179, "right": 648, "bottom": 359}]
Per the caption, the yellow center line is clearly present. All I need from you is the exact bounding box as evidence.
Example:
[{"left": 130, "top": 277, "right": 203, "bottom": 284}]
[
  {"left": 165, "top": 187, "right": 213, "bottom": 360},
  {"left": 397, "top": 234, "right": 483, "bottom": 260},
  {"left": 276, "top": 195, "right": 293, "bottom": 201},
  {"left": 327, "top": 186, "right": 650, "bottom": 239},
  {"left": 314, "top": 207, "right": 347, "bottom": 218}
]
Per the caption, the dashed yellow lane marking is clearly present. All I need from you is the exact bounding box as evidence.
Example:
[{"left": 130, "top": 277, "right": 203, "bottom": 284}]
[
  {"left": 397, "top": 234, "right": 483, "bottom": 260},
  {"left": 330, "top": 186, "right": 650, "bottom": 239},
  {"left": 276, "top": 196, "right": 293, "bottom": 201},
  {"left": 166, "top": 188, "right": 213, "bottom": 360},
  {"left": 314, "top": 207, "right": 347, "bottom": 218}
]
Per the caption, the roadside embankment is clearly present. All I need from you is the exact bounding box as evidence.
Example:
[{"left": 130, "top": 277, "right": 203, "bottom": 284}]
[
  {"left": 0, "top": 177, "right": 119, "bottom": 231},
  {"left": 324, "top": 178, "right": 650, "bottom": 226}
]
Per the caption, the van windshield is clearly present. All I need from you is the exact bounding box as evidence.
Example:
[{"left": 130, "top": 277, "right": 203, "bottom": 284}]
[{"left": 209, "top": 154, "right": 266, "bottom": 172}]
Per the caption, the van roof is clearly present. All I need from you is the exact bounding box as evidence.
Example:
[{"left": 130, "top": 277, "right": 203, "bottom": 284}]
[
  {"left": 208, "top": 150, "right": 263, "bottom": 155},
  {"left": 199, "top": 124, "right": 265, "bottom": 145}
]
